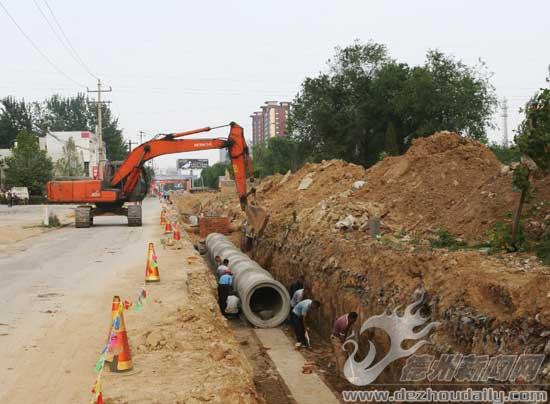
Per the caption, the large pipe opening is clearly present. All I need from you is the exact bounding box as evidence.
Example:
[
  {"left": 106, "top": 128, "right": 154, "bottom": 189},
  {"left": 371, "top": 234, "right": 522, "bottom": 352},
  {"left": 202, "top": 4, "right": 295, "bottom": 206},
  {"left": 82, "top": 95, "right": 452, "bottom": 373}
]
[{"left": 249, "top": 285, "right": 285, "bottom": 322}]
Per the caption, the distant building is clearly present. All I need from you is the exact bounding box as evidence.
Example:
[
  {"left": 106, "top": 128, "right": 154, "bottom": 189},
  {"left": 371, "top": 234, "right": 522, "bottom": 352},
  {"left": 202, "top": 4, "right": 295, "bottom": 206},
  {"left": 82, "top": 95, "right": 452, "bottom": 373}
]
[
  {"left": 39, "top": 131, "right": 104, "bottom": 178},
  {"left": 0, "top": 149, "right": 12, "bottom": 189},
  {"left": 250, "top": 101, "right": 290, "bottom": 145}
]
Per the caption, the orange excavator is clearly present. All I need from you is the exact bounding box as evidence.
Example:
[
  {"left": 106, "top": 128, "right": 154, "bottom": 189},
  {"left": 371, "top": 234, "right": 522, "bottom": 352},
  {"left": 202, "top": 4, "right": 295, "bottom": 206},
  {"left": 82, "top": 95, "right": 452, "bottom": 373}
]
[{"left": 47, "top": 122, "right": 268, "bottom": 233}]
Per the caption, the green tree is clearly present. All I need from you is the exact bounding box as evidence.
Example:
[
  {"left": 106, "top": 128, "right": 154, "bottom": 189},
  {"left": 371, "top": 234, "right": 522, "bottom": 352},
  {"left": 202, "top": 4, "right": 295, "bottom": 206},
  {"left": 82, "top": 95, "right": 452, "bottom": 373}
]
[
  {"left": 0, "top": 97, "right": 36, "bottom": 148},
  {"left": 489, "top": 143, "right": 521, "bottom": 165},
  {"left": 54, "top": 137, "right": 85, "bottom": 177},
  {"left": 251, "top": 137, "right": 305, "bottom": 178},
  {"left": 201, "top": 162, "right": 231, "bottom": 188},
  {"left": 288, "top": 41, "right": 497, "bottom": 168},
  {"left": 510, "top": 87, "right": 550, "bottom": 248},
  {"left": 5, "top": 129, "right": 53, "bottom": 195},
  {"left": 37, "top": 94, "right": 126, "bottom": 160}
]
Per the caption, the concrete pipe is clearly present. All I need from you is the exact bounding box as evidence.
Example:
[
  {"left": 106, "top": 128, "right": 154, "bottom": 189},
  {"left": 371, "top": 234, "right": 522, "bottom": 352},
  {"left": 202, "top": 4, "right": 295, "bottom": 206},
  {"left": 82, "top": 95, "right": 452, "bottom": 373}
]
[{"left": 205, "top": 233, "right": 290, "bottom": 328}]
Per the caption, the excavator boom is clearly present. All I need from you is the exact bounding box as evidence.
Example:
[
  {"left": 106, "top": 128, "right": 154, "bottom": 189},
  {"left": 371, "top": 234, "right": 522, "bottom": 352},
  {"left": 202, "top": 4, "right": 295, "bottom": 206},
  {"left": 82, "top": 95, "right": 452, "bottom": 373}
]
[{"left": 46, "top": 122, "right": 269, "bottom": 234}]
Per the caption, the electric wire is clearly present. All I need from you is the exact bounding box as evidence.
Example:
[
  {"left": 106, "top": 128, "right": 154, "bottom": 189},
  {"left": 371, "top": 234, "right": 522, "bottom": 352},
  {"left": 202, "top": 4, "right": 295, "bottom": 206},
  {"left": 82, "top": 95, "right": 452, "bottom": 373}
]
[
  {"left": 42, "top": 0, "right": 100, "bottom": 80},
  {"left": 0, "top": 0, "right": 85, "bottom": 87},
  {"left": 33, "top": 0, "right": 94, "bottom": 81}
]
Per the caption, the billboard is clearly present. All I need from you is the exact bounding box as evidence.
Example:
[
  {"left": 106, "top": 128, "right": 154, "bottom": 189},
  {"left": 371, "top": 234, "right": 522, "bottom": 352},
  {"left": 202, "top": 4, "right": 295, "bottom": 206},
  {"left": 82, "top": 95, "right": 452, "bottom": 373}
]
[{"left": 177, "top": 158, "right": 209, "bottom": 170}]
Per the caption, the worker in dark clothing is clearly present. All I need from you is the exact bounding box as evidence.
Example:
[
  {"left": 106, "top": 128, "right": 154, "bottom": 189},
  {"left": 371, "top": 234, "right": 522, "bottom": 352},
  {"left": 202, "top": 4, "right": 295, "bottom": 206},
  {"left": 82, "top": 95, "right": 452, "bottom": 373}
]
[
  {"left": 289, "top": 275, "right": 305, "bottom": 298},
  {"left": 217, "top": 271, "right": 233, "bottom": 313}
]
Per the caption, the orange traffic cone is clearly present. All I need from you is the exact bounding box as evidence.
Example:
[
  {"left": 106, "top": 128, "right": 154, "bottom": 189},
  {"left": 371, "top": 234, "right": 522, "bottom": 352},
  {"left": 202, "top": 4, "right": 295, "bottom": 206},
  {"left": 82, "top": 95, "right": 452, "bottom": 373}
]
[
  {"left": 105, "top": 296, "right": 133, "bottom": 372},
  {"left": 164, "top": 221, "right": 172, "bottom": 234},
  {"left": 160, "top": 210, "right": 166, "bottom": 225},
  {"left": 145, "top": 242, "right": 160, "bottom": 282},
  {"left": 173, "top": 223, "right": 181, "bottom": 241}
]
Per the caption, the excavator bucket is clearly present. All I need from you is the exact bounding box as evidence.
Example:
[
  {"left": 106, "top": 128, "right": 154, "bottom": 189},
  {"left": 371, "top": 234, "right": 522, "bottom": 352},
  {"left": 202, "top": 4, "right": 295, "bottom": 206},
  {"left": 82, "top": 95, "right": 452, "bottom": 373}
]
[{"left": 245, "top": 203, "right": 269, "bottom": 238}]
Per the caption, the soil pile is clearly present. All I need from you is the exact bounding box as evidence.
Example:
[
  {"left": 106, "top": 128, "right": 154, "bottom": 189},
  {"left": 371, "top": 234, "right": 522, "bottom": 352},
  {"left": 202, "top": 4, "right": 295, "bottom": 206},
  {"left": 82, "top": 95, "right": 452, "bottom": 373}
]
[
  {"left": 255, "top": 132, "right": 549, "bottom": 243},
  {"left": 175, "top": 132, "right": 550, "bottom": 385}
]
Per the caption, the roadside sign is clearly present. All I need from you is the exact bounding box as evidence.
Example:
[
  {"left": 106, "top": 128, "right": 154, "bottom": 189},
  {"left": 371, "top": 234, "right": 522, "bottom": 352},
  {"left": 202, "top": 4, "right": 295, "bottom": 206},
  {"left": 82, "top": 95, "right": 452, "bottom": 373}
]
[{"left": 177, "top": 159, "right": 209, "bottom": 169}]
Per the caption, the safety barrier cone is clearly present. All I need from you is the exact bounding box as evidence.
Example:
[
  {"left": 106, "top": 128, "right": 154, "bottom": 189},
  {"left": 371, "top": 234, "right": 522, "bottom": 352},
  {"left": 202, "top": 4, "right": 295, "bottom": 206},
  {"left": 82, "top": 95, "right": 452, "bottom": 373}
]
[
  {"left": 160, "top": 210, "right": 166, "bottom": 225},
  {"left": 173, "top": 222, "right": 181, "bottom": 241},
  {"left": 164, "top": 221, "right": 172, "bottom": 234},
  {"left": 145, "top": 242, "right": 160, "bottom": 282},
  {"left": 105, "top": 296, "right": 133, "bottom": 372}
]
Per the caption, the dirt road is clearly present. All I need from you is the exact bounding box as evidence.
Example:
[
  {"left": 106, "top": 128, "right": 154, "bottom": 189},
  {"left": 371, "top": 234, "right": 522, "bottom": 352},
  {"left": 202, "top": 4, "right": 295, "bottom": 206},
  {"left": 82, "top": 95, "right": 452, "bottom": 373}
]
[{"left": 0, "top": 199, "right": 161, "bottom": 402}]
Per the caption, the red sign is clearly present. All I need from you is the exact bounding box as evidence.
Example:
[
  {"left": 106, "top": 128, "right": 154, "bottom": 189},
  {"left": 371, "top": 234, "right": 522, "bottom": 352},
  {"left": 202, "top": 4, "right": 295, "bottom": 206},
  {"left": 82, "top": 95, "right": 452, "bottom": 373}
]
[{"left": 81, "top": 131, "right": 91, "bottom": 138}]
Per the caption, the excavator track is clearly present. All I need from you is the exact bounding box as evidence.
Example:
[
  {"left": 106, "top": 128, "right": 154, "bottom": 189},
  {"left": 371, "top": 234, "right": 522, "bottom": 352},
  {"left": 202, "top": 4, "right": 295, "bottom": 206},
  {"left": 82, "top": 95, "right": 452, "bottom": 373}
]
[
  {"left": 75, "top": 206, "right": 92, "bottom": 228},
  {"left": 127, "top": 204, "right": 142, "bottom": 227}
]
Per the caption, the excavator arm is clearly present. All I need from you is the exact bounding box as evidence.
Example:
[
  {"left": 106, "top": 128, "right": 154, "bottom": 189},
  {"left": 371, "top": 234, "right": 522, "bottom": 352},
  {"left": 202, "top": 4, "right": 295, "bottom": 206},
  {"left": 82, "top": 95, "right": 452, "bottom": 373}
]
[
  {"left": 111, "top": 122, "right": 251, "bottom": 200},
  {"left": 111, "top": 122, "right": 268, "bottom": 235}
]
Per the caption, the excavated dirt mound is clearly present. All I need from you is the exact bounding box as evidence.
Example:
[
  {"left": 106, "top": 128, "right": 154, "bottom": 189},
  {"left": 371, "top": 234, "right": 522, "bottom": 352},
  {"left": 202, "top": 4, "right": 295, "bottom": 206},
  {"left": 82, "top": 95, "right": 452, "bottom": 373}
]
[
  {"left": 176, "top": 132, "right": 550, "bottom": 386},
  {"left": 255, "top": 132, "right": 549, "bottom": 243}
]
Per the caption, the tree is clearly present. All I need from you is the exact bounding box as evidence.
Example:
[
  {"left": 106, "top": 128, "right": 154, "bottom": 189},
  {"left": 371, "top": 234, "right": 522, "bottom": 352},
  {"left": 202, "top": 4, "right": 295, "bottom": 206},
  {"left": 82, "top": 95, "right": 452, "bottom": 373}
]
[
  {"left": 36, "top": 94, "right": 126, "bottom": 160},
  {"left": 0, "top": 97, "right": 36, "bottom": 148},
  {"left": 251, "top": 137, "right": 305, "bottom": 178},
  {"left": 510, "top": 87, "right": 550, "bottom": 248},
  {"left": 201, "top": 162, "right": 231, "bottom": 188},
  {"left": 54, "top": 137, "right": 85, "bottom": 177},
  {"left": 5, "top": 129, "right": 53, "bottom": 195},
  {"left": 288, "top": 41, "right": 497, "bottom": 168}
]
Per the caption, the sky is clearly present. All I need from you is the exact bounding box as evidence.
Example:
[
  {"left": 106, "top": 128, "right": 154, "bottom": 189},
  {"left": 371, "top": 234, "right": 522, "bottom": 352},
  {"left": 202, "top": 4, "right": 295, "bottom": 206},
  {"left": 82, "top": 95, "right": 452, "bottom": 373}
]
[{"left": 1, "top": 0, "right": 549, "bottom": 171}]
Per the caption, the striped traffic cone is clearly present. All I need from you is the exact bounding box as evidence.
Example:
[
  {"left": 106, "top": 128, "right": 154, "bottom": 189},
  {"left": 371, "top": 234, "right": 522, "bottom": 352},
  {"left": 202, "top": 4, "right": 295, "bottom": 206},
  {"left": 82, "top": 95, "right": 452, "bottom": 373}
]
[
  {"left": 145, "top": 243, "right": 160, "bottom": 282},
  {"left": 105, "top": 296, "right": 133, "bottom": 372},
  {"left": 164, "top": 221, "right": 172, "bottom": 234}
]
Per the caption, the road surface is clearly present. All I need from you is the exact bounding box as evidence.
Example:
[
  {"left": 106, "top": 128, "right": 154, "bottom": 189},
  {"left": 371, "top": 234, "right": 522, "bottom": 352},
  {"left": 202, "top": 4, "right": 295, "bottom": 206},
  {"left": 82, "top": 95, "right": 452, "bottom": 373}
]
[{"left": 0, "top": 198, "right": 160, "bottom": 403}]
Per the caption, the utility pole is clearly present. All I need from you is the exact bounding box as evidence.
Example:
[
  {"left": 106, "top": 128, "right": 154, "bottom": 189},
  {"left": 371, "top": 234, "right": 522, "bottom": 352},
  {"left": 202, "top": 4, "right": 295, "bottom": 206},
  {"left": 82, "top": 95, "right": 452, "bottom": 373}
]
[
  {"left": 127, "top": 139, "right": 133, "bottom": 152},
  {"left": 87, "top": 79, "right": 112, "bottom": 160},
  {"left": 138, "top": 130, "right": 145, "bottom": 145},
  {"left": 501, "top": 97, "right": 509, "bottom": 147}
]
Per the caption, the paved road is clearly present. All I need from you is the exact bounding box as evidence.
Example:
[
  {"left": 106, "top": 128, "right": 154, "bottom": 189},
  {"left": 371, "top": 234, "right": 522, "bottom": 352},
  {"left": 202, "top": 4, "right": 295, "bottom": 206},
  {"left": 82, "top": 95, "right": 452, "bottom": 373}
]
[
  {"left": 0, "top": 204, "right": 75, "bottom": 249},
  {"left": 0, "top": 198, "right": 161, "bottom": 403}
]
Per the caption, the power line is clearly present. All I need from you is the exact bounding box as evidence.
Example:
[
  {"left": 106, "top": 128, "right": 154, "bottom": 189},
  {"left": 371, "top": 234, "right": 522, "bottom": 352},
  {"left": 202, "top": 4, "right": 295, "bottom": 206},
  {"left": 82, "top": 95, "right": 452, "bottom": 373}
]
[
  {"left": 0, "top": 0, "right": 84, "bottom": 87},
  {"left": 42, "top": 0, "right": 99, "bottom": 80},
  {"left": 33, "top": 0, "right": 93, "bottom": 81}
]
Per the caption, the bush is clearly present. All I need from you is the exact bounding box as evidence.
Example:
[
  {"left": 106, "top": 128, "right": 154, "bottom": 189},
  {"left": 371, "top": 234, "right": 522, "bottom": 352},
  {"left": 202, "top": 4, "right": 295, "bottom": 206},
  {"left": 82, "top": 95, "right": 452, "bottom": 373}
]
[
  {"left": 430, "top": 228, "right": 466, "bottom": 250},
  {"left": 45, "top": 213, "right": 61, "bottom": 227},
  {"left": 486, "top": 221, "right": 525, "bottom": 252}
]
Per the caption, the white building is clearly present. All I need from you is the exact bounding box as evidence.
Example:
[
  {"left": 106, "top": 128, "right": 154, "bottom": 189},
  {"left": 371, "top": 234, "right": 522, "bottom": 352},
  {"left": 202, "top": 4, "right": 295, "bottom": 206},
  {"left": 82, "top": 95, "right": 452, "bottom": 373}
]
[
  {"left": 39, "top": 131, "right": 104, "bottom": 178},
  {"left": 0, "top": 149, "right": 12, "bottom": 189}
]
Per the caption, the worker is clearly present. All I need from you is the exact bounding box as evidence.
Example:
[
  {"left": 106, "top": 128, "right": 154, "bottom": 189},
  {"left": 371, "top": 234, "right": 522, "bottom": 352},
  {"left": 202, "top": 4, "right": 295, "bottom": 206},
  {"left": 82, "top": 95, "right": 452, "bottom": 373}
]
[
  {"left": 214, "top": 255, "right": 222, "bottom": 267},
  {"left": 331, "top": 312, "right": 359, "bottom": 378},
  {"left": 217, "top": 271, "right": 233, "bottom": 313},
  {"left": 216, "top": 258, "right": 231, "bottom": 278},
  {"left": 290, "top": 299, "right": 320, "bottom": 348},
  {"left": 225, "top": 292, "right": 240, "bottom": 318},
  {"left": 7, "top": 190, "right": 12, "bottom": 208},
  {"left": 290, "top": 286, "right": 307, "bottom": 311},
  {"left": 289, "top": 275, "right": 305, "bottom": 298}
]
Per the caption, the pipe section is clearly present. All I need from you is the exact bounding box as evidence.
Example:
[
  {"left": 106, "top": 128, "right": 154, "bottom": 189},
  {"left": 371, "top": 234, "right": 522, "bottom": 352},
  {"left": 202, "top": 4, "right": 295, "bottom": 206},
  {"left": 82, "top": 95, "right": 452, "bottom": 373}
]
[{"left": 205, "top": 233, "right": 290, "bottom": 328}]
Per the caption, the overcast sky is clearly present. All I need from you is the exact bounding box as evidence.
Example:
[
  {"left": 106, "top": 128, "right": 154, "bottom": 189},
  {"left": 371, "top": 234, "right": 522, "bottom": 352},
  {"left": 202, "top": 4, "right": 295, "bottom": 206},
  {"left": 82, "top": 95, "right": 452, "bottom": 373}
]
[{"left": 1, "top": 0, "right": 549, "bottom": 171}]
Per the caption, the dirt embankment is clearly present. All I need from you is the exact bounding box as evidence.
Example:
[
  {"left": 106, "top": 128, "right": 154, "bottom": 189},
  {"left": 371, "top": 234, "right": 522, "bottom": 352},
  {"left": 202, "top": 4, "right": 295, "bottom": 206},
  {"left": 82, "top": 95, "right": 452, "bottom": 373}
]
[
  {"left": 103, "top": 217, "right": 264, "bottom": 404},
  {"left": 176, "top": 132, "right": 550, "bottom": 385}
]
